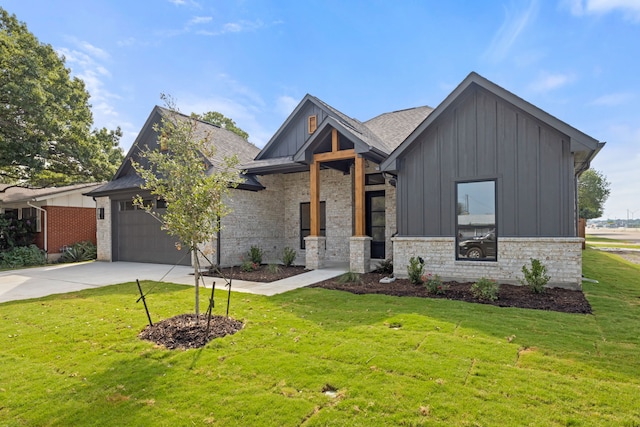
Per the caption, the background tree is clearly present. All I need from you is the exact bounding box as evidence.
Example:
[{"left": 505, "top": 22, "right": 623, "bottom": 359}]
[
  {"left": 132, "top": 99, "right": 241, "bottom": 316},
  {"left": 578, "top": 169, "right": 611, "bottom": 219},
  {"left": 194, "top": 111, "right": 250, "bottom": 140},
  {"left": 0, "top": 8, "right": 122, "bottom": 186}
]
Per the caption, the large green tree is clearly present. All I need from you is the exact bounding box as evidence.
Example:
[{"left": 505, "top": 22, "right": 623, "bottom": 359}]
[
  {"left": 132, "top": 99, "right": 241, "bottom": 316},
  {"left": 0, "top": 8, "right": 122, "bottom": 185},
  {"left": 194, "top": 111, "right": 249, "bottom": 140},
  {"left": 578, "top": 169, "right": 611, "bottom": 219}
]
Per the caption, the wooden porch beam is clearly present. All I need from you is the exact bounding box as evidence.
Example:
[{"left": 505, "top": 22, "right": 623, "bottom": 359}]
[
  {"left": 313, "top": 149, "right": 356, "bottom": 163},
  {"left": 310, "top": 160, "right": 320, "bottom": 236},
  {"left": 332, "top": 128, "right": 339, "bottom": 152},
  {"left": 354, "top": 155, "right": 366, "bottom": 236}
]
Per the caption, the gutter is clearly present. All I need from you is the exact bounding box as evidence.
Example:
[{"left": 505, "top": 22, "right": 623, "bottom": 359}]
[{"left": 27, "top": 201, "right": 48, "bottom": 260}]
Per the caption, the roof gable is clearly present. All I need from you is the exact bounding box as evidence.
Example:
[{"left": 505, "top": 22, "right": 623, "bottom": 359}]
[{"left": 381, "top": 72, "right": 605, "bottom": 174}]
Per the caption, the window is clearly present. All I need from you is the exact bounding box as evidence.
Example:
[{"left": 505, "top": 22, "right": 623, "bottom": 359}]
[
  {"left": 456, "top": 180, "right": 496, "bottom": 261},
  {"left": 21, "top": 207, "right": 41, "bottom": 232},
  {"left": 365, "top": 173, "right": 385, "bottom": 186},
  {"left": 97, "top": 207, "right": 105, "bottom": 220},
  {"left": 300, "top": 201, "right": 326, "bottom": 249}
]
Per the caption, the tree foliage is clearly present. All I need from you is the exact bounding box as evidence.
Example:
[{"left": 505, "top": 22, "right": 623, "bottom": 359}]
[
  {"left": 132, "top": 98, "right": 241, "bottom": 315},
  {"left": 195, "top": 111, "right": 249, "bottom": 140},
  {"left": 578, "top": 169, "right": 611, "bottom": 219},
  {"left": 0, "top": 8, "right": 123, "bottom": 185}
]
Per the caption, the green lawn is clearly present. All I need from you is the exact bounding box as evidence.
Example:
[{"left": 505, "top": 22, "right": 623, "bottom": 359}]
[
  {"left": 585, "top": 234, "right": 640, "bottom": 249},
  {"left": 1, "top": 249, "right": 639, "bottom": 426}
]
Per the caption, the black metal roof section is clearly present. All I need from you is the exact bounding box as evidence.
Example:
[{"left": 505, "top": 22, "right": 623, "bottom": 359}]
[
  {"left": 88, "top": 106, "right": 264, "bottom": 196},
  {"left": 381, "top": 72, "right": 605, "bottom": 174}
]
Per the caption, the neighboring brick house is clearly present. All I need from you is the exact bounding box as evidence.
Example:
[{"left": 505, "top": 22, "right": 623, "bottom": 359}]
[
  {"left": 91, "top": 72, "right": 604, "bottom": 290},
  {"left": 0, "top": 183, "right": 102, "bottom": 260}
]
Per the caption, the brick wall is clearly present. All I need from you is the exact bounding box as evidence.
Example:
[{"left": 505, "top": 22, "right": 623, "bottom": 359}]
[
  {"left": 45, "top": 206, "right": 97, "bottom": 255},
  {"left": 393, "top": 236, "right": 583, "bottom": 290}
]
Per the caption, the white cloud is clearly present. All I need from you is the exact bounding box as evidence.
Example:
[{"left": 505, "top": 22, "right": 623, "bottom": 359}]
[
  {"left": 528, "top": 72, "right": 575, "bottom": 92},
  {"left": 276, "top": 95, "right": 299, "bottom": 117},
  {"left": 189, "top": 16, "right": 212, "bottom": 25},
  {"left": 484, "top": 0, "right": 539, "bottom": 62},
  {"left": 589, "top": 92, "right": 635, "bottom": 106},
  {"left": 565, "top": 0, "right": 640, "bottom": 21}
]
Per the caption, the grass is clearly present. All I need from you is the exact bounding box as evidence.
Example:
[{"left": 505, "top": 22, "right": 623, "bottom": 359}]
[
  {"left": 1, "top": 249, "right": 639, "bottom": 426},
  {"left": 585, "top": 234, "right": 640, "bottom": 249}
]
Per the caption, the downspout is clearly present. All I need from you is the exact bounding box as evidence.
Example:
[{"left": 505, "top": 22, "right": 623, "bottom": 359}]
[{"left": 27, "top": 202, "right": 48, "bottom": 261}]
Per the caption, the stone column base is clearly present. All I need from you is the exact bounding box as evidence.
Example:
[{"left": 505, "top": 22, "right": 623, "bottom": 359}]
[
  {"left": 350, "top": 236, "right": 372, "bottom": 273},
  {"left": 304, "top": 236, "right": 326, "bottom": 270}
]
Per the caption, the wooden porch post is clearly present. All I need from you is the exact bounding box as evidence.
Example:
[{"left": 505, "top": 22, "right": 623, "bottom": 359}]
[
  {"left": 354, "top": 155, "right": 366, "bottom": 236},
  {"left": 310, "top": 159, "right": 320, "bottom": 236}
]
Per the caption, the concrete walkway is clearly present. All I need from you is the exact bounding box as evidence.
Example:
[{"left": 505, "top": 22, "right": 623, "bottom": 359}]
[{"left": 0, "top": 261, "right": 348, "bottom": 303}]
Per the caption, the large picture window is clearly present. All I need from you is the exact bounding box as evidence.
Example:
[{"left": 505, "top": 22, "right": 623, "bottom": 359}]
[
  {"left": 456, "top": 180, "right": 496, "bottom": 261},
  {"left": 300, "top": 201, "right": 326, "bottom": 249}
]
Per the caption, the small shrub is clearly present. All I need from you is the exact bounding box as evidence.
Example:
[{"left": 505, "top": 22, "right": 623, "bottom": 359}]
[
  {"left": 520, "top": 258, "right": 550, "bottom": 294},
  {"left": 471, "top": 277, "right": 499, "bottom": 301},
  {"left": 281, "top": 247, "right": 296, "bottom": 267},
  {"left": 267, "top": 263, "right": 281, "bottom": 274},
  {"left": 240, "top": 260, "right": 258, "bottom": 272},
  {"left": 247, "top": 245, "right": 263, "bottom": 264},
  {"left": 375, "top": 258, "right": 393, "bottom": 274},
  {"left": 407, "top": 256, "right": 425, "bottom": 285},
  {"left": 337, "top": 271, "right": 361, "bottom": 284},
  {"left": 423, "top": 273, "right": 446, "bottom": 294},
  {"left": 58, "top": 241, "right": 97, "bottom": 263},
  {"left": 0, "top": 244, "right": 47, "bottom": 269}
]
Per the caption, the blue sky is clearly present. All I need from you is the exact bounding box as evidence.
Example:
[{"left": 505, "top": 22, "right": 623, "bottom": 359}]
[{"left": 4, "top": 0, "right": 640, "bottom": 220}]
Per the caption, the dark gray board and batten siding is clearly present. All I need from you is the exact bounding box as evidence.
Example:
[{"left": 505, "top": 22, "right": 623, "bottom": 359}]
[{"left": 396, "top": 85, "right": 575, "bottom": 238}]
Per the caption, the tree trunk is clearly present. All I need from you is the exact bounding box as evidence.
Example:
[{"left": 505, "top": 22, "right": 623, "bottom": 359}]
[{"left": 193, "top": 246, "right": 200, "bottom": 316}]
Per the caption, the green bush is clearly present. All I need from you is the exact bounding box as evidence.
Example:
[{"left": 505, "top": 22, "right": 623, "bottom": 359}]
[
  {"left": 240, "top": 260, "right": 258, "bottom": 272},
  {"left": 0, "top": 244, "right": 47, "bottom": 269},
  {"left": 337, "top": 271, "right": 361, "bottom": 284},
  {"left": 471, "top": 277, "right": 500, "bottom": 301},
  {"left": 423, "top": 273, "right": 446, "bottom": 294},
  {"left": 58, "top": 241, "right": 97, "bottom": 263},
  {"left": 520, "top": 258, "right": 550, "bottom": 293},
  {"left": 375, "top": 258, "right": 393, "bottom": 274},
  {"left": 407, "top": 256, "right": 424, "bottom": 285},
  {"left": 281, "top": 247, "right": 296, "bottom": 267},
  {"left": 247, "top": 245, "right": 263, "bottom": 264}
]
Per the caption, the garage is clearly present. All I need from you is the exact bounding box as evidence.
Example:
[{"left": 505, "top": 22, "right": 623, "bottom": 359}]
[{"left": 113, "top": 199, "right": 190, "bottom": 266}]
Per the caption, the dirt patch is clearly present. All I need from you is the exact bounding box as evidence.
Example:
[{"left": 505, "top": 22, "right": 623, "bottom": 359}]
[
  {"left": 139, "top": 314, "right": 243, "bottom": 349},
  {"left": 203, "top": 265, "right": 307, "bottom": 282},
  {"left": 310, "top": 272, "right": 592, "bottom": 314}
]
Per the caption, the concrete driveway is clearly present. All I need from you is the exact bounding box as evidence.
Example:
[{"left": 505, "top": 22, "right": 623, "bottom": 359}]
[{"left": 0, "top": 261, "right": 347, "bottom": 303}]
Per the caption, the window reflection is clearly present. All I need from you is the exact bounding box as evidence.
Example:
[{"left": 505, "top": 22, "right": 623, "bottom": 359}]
[{"left": 456, "top": 181, "right": 496, "bottom": 261}]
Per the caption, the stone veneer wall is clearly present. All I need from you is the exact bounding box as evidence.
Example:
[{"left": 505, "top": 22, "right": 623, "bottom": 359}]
[
  {"left": 282, "top": 168, "right": 353, "bottom": 263},
  {"left": 96, "top": 196, "right": 112, "bottom": 261},
  {"left": 218, "top": 174, "right": 286, "bottom": 267},
  {"left": 392, "top": 236, "right": 583, "bottom": 290}
]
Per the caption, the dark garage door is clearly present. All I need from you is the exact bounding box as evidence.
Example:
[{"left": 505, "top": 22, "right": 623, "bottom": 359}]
[{"left": 115, "top": 200, "right": 190, "bottom": 266}]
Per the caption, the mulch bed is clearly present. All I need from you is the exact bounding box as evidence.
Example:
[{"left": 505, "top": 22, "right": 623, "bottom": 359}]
[
  {"left": 139, "top": 314, "right": 243, "bottom": 350},
  {"left": 310, "top": 272, "right": 592, "bottom": 314},
  {"left": 202, "top": 265, "right": 308, "bottom": 282}
]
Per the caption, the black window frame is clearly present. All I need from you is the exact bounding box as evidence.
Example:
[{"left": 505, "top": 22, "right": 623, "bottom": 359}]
[{"left": 300, "top": 201, "right": 326, "bottom": 249}]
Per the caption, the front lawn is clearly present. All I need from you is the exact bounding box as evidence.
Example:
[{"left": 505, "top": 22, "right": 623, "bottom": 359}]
[{"left": 0, "top": 249, "right": 639, "bottom": 426}]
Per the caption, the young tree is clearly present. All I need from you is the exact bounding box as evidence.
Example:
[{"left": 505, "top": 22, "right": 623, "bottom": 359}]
[
  {"left": 195, "top": 111, "right": 250, "bottom": 141},
  {"left": 0, "top": 8, "right": 123, "bottom": 185},
  {"left": 578, "top": 169, "right": 611, "bottom": 219},
  {"left": 132, "top": 100, "right": 241, "bottom": 316}
]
